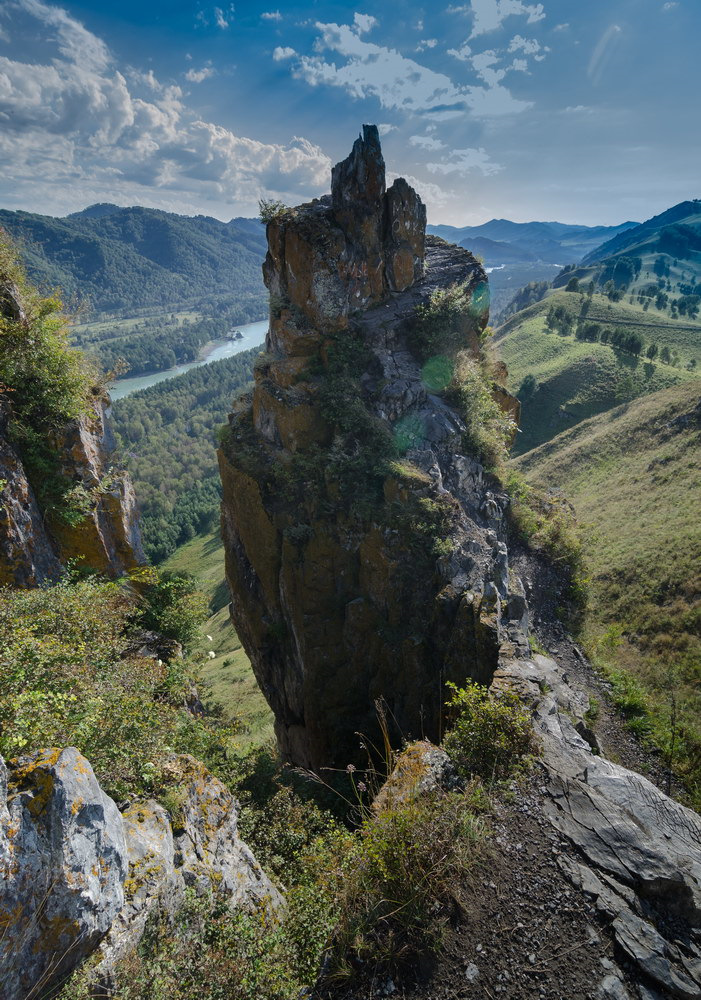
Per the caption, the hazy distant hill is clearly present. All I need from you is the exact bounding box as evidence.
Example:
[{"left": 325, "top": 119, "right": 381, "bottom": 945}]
[
  {"left": 552, "top": 201, "right": 701, "bottom": 315},
  {"left": 0, "top": 204, "right": 267, "bottom": 316},
  {"left": 428, "top": 218, "right": 638, "bottom": 265}
]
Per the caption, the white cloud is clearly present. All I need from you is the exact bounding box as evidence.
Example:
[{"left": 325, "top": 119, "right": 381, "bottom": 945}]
[
  {"left": 426, "top": 146, "right": 502, "bottom": 176},
  {"left": 261, "top": 10, "right": 282, "bottom": 20},
  {"left": 553, "top": 22, "right": 569, "bottom": 31},
  {"left": 214, "top": 6, "right": 231, "bottom": 29},
  {"left": 563, "top": 105, "right": 594, "bottom": 114},
  {"left": 447, "top": 41, "right": 472, "bottom": 61},
  {"left": 0, "top": 0, "right": 331, "bottom": 215},
  {"left": 294, "top": 18, "right": 531, "bottom": 117},
  {"left": 662, "top": 2, "right": 679, "bottom": 9},
  {"left": 409, "top": 134, "right": 446, "bottom": 150},
  {"left": 416, "top": 38, "right": 438, "bottom": 51},
  {"left": 377, "top": 123, "right": 396, "bottom": 135},
  {"left": 508, "top": 34, "right": 549, "bottom": 61},
  {"left": 448, "top": 0, "right": 545, "bottom": 37},
  {"left": 273, "top": 46, "right": 297, "bottom": 61},
  {"left": 353, "top": 12, "right": 377, "bottom": 35},
  {"left": 185, "top": 65, "right": 215, "bottom": 83}
]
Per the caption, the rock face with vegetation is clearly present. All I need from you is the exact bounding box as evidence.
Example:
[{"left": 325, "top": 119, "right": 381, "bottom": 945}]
[
  {"left": 0, "top": 748, "right": 278, "bottom": 1000},
  {"left": 219, "top": 126, "right": 521, "bottom": 770},
  {"left": 0, "top": 232, "right": 145, "bottom": 586}
]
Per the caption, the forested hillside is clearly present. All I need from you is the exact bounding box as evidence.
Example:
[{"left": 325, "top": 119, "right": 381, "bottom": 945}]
[
  {"left": 0, "top": 205, "right": 266, "bottom": 315},
  {"left": 111, "top": 347, "right": 256, "bottom": 561}
]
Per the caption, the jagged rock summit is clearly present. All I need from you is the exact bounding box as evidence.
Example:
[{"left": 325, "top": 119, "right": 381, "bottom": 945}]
[{"left": 219, "top": 126, "right": 521, "bottom": 771}]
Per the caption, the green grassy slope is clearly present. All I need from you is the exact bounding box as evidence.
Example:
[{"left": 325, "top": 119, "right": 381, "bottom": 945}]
[
  {"left": 163, "top": 529, "right": 273, "bottom": 750},
  {"left": 496, "top": 289, "right": 700, "bottom": 453},
  {"left": 513, "top": 381, "right": 701, "bottom": 799}
]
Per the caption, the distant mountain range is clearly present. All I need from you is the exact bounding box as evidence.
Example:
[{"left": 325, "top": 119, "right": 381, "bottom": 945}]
[
  {"left": 0, "top": 204, "right": 267, "bottom": 316},
  {"left": 427, "top": 218, "right": 639, "bottom": 266}
]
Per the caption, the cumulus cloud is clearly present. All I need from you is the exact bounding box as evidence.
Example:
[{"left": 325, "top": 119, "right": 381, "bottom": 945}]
[
  {"left": 261, "top": 10, "right": 282, "bottom": 20},
  {"left": 273, "top": 46, "right": 296, "bottom": 61},
  {"left": 448, "top": 0, "right": 545, "bottom": 37},
  {"left": 353, "top": 12, "right": 377, "bottom": 34},
  {"left": 377, "top": 123, "right": 396, "bottom": 134},
  {"left": 0, "top": 0, "right": 331, "bottom": 214},
  {"left": 293, "top": 18, "right": 531, "bottom": 117},
  {"left": 416, "top": 38, "right": 438, "bottom": 51},
  {"left": 409, "top": 134, "right": 446, "bottom": 150},
  {"left": 388, "top": 170, "right": 449, "bottom": 210},
  {"left": 662, "top": 2, "right": 678, "bottom": 9},
  {"left": 185, "top": 65, "right": 215, "bottom": 83},
  {"left": 426, "top": 146, "right": 502, "bottom": 176},
  {"left": 447, "top": 41, "right": 472, "bottom": 61},
  {"left": 214, "top": 6, "right": 231, "bottom": 29}
]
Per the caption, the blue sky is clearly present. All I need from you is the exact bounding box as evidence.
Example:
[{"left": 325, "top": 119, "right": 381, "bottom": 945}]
[{"left": 0, "top": 0, "right": 697, "bottom": 225}]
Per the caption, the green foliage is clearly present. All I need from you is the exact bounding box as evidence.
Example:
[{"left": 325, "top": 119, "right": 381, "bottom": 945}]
[
  {"left": 0, "top": 576, "right": 236, "bottom": 799},
  {"left": 0, "top": 227, "right": 103, "bottom": 522},
  {"left": 326, "top": 788, "right": 487, "bottom": 976},
  {"left": 258, "top": 199, "right": 290, "bottom": 225},
  {"left": 448, "top": 353, "right": 515, "bottom": 469},
  {"left": 132, "top": 570, "right": 209, "bottom": 651},
  {"left": 111, "top": 347, "right": 257, "bottom": 561},
  {"left": 409, "top": 281, "right": 488, "bottom": 361},
  {"left": 442, "top": 681, "right": 535, "bottom": 783}
]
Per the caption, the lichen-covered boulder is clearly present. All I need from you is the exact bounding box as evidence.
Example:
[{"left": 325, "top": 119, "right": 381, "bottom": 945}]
[
  {"left": 95, "top": 755, "right": 281, "bottom": 987},
  {"left": 0, "top": 748, "right": 128, "bottom": 1000},
  {"left": 373, "top": 741, "right": 462, "bottom": 814}
]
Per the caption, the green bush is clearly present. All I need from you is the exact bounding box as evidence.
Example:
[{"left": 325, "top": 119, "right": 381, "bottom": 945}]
[
  {"left": 409, "top": 282, "right": 489, "bottom": 361},
  {"left": 0, "top": 228, "right": 98, "bottom": 522},
  {"left": 442, "top": 681, "right": 535, "bottom": 783},
  {"left": 132, "top": 569, "right": 209, "bottom": 651},
  {"left": 0, "top": 575, "right": 234, "bottom": 799},
  {"left": 448, "top": 352, "right": 516, "bottom": 469},
  {"left": 258, "top": 199, "right": 290, "bottom": 225},
  {"left": 327, "top": 787, "right": 487, "bottom": 976}
]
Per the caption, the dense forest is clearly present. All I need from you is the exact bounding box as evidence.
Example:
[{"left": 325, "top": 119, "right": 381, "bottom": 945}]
[
  {"left": 0, "top": 205, "right": 266, "bottom": 316},
  {"left": 111, "top": 348, "right": 257, "bottom": 561}
]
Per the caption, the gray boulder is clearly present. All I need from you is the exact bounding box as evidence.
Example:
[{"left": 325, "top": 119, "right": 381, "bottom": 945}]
[{"left": 0, "top": 748, "right": 128, "bottom": 1000}]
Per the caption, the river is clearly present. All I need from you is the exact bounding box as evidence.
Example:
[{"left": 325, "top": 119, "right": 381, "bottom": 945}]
[{"left": 108, "top": 318, "right": 268, "bottom": 401}]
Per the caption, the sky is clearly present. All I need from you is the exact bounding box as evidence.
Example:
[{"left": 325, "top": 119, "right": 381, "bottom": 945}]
[{"left": 0, "top": 0, "right": 698, "bottom": 226}]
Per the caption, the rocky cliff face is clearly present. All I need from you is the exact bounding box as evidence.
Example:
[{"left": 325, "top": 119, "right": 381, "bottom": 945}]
[
  {"left": 219, "top": 126, "right": 521, "bottom": 770},
  {"left": 0, "top": 395, "right": 144, "bottom": 586},
  {"left": 0, "top": 748, "right": 279, "bottom": 1000}
]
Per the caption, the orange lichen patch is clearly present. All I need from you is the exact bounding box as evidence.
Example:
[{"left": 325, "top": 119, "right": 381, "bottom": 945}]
[
  {"left": 71, "top": 797, "right": 85, "bottom": 816},
  {"left": 7, "top": 749, "right": 63, "bottom": 817}
]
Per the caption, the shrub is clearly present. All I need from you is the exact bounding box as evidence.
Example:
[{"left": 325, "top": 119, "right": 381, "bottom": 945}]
[
  {"left": 442, "top": 680, "right": 535, "bottom": 783},
  {"left": 132, "top": 569, "right": 209, "bottom": 651},
  {"left": 327, "top": 787, "right": 488, "bottom": 976},
  {"left": 0, "top": 575, "right": 235, "bottom": 799},
  {"left": 409, "top": 281, "right": 489, "bottom": 361},
  {"left": 448, "top": 352, "right": 515, "bottom": 469},
  {"left": 258, "top": 199, "right": 290, "bottom": 225}
]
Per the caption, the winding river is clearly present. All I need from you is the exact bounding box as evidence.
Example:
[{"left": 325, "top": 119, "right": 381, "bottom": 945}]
[{"left": 108, "top": 318, "right": 268, "bottom": 401}]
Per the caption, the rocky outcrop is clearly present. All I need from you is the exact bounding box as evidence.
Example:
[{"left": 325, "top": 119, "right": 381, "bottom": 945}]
[
  {"left": 0, "top": 748, "right": 127, "bottom": 1000},
  {"left": 219, "top": 126, "right": 520, "bottom": 771},
  {"left": 0, "top": 395, "right": 144, "bottom": 586},
  {"left": 494, "top": 653, "right": 701, "bottom": 999},
  {"left": 0, "top": 749, "right": 279, "bottom": 1000}
]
